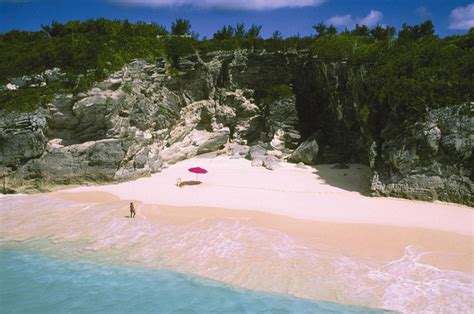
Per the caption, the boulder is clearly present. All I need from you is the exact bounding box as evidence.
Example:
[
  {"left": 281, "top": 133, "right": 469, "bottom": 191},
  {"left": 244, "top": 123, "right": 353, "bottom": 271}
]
[
  {"left": 161, "top": 129, "right": 229, "bottom": 165},
  {"left": 251, "top": 158, "right": 263, "bottom": 167},
  {"left": 270, "top": 129, "right": 286, "bottom": 151},
  {"left": 227, "top": 143, "right": 250, "bottom": 158},
  {"left": 247, "top": 145, "right": 266, "bottom": 160},
  {"left": 288, "top": 135, "right": 319, "bottom": 165},
  {"left": 196, "top": 128, "right": 229, "bottom": 154},
  {"left": 266, "top": 150, "right": 283, "bottom": 158},
  {"left": 262, "top": 156, "right": 281, "bottom": 170},
  {"left": 295, "top": 162, "right": 307, "bottom": 169},
  {"left": 249, "top": 155, "right": 280, "bottom": 170}
]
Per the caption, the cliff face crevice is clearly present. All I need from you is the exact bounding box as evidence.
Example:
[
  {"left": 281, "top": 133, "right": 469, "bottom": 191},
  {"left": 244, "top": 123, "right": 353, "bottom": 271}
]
[
  {"left": 0, "top": 50, "right": 472, "bottom": 205},
  {"left": 291, "top": 58, "right": 472, "bottom": 205},
  {"left": 292, "top": 59, "right": 373, "bottom": 164}
]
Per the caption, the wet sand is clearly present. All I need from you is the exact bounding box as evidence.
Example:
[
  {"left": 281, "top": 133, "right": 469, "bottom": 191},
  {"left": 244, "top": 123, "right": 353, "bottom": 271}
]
[{"left": 50, "top": 191, "right": 473, "bottom": 273}]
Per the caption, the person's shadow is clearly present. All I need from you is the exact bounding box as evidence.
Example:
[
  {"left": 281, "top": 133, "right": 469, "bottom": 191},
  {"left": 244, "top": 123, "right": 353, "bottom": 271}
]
[{"left": 178, "top": 180, "right": 202, "bottom": 187}]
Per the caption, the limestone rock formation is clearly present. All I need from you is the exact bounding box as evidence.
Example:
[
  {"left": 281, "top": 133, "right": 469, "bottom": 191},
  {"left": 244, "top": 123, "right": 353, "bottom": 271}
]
[
  {"left": 1, "top": 68, "right": 66, "bottom": 92},
  {"left": 265, "top": 96, "right": 300, "bottom": 150},
  {"left": 227, "top": 143, "right": 250, "bottom": 158},
  {"left": 245, "top": 144, "right": 282, "bottom": 170},
  {"left": 0, "top": 111, "right": 47, "bottom": 173},
  {"left": 288, "top": 135, "right": 319, "bottom": 165},
  {"left": 371, "top": 103, "right": 473, "bottom": 205},
  {"left": 0, "top": 51, "right": 300, "bottom": 190},
  {"left": 0, "top": 50, "right": 472, "bottom": 205}
]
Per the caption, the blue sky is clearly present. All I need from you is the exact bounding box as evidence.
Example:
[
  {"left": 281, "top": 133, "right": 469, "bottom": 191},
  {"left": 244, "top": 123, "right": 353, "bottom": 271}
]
[{"left": 1, "top": 0, "right": 473, "bottom": 37}]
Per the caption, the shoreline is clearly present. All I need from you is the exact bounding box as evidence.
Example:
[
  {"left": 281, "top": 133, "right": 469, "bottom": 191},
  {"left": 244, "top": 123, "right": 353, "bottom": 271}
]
[
  {"left": 48, "top": 191, "right": 473, "bottom": 274},
  {"left": 1, "top": 192, "right": 472, "bottom": 312},
  {"left": 1, "top": 156, "right": 473, "bottom": 312}
]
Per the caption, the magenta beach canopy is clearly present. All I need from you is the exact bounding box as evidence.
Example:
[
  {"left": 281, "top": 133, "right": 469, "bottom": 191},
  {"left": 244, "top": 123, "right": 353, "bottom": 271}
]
[
  {"left": 188, "top": 167, "right": 208, "bottom": 180},
  {"left": 188, "top": 167, "right": 208, "bottom": 174}
]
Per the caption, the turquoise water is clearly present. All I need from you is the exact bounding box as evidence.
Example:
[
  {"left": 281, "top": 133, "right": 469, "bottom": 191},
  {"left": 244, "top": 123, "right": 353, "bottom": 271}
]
[{"left": 0, "top": 248, "right": 387, "bottom": 314}]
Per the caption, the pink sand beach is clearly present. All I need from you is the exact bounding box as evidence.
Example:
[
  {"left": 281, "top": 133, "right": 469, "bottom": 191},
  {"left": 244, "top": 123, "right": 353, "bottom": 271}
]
[{"left": 1, "top": 155, "right": 472, "bottom": 312}]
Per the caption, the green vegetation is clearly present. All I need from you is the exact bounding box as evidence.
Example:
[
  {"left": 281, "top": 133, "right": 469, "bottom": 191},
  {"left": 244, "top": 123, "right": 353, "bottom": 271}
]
[
  {"left": 0, "top": 18, "right": 167, "bottom": 111},
  {"left": 0, "top": 18, "right": 473, "bottom": 114},
  {"left": 171, "top": 18, "right": 191, "bottom": 36}
]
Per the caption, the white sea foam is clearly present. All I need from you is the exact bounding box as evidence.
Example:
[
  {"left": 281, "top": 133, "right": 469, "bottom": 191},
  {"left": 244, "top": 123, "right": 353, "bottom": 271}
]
[{"left": 368, "top": 246, "right": 474, "bottom": 313}]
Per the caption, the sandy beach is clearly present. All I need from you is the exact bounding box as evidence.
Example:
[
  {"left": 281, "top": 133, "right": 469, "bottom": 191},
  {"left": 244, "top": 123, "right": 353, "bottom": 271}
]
[
  {"left": 1, "top": 155, "right": 473, "bottom": 312},
  {"left": 66, "top": 155, "right": 472, "bottom": 235}
]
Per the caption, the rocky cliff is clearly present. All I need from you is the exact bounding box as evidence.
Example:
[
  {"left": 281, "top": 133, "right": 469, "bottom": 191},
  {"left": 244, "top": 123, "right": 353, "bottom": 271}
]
[{"left": 1, "top": 50, "right": 472, "bottom": 205}]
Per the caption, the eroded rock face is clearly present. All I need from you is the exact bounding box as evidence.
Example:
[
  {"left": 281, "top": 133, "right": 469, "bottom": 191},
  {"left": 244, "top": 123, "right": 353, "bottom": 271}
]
[
  {"left": 161, "top": 129, "right": 229, "bottom": 164},
  {"left": 265, "top": 96, "right": 300, "bottom": 150},
  {"left": 20, "top": 139, "right": 126, "bottom": 182},
  {"left": 0, "top": 111, "right": 47, "bottom": 171},
  {"left": 0, "top": 51, "right": 472, "bottom": 205},
  {"left": 0, "top": 51, "right": 304, "bottom": 190},
  {"left": 371, "top": 104, "right": 473, "bottom": 205}
]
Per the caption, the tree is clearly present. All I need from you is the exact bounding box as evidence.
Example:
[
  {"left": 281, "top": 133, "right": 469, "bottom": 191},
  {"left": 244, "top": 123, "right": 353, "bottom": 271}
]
[
  {"left": 171, "top": 18, "right": 191, "bottom": 36},
  {"left": 351, "top": 24, "right": 369, "bottom": 36},
  {"left": 341, "top": 27, "right": 350, "bottom": 35},
  {"left": 215, "top": 25, "right": 233, "bottom": 40},
  {"left": 313, "top": 22, "right": 327, "bottom": 37},
  {"left": 419, "top": 20, "right": 435, "bottom": 37},
  {"left": 327, "top": 25, "right": 337, "bottom": 36},
  {"left": 235, "top": 23, "right": 245, "bottom": 39},
  {"left": 245, "top": 24, "right": 262, "bottom": 39},
  {"left": 370, "top": 24, "right": 395, "bottom": 41},
  {"left": 41, "top": 20, "right": 65, "bottom": 37},
  {"left": 271, "top": 30, "right": 283, "bottom": 40},
  {"left": 164, "top": 37, "right": 195, "bottom": 68},
  {"left": 213, "top": 25, "right": 235, "bottom": 40},
  {"left": 398, "top": 20, "right": 435, "bottom": 42},
  {"left": 120, "top": 19, "right": 133, "bottom": 36}
]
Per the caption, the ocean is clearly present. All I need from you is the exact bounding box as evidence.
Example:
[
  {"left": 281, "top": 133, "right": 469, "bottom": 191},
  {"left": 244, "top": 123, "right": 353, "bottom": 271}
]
[{"left": 0, "top": 248, "right": 387, "bottom": 313}]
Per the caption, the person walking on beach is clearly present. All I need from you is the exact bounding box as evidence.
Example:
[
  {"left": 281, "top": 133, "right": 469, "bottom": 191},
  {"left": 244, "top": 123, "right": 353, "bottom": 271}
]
[{"left": 130, "top": 202, "right": 136, "bottom": 218}]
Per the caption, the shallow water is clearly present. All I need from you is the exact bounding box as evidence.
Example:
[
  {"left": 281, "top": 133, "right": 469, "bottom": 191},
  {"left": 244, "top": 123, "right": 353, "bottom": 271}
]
[
  {"left": 0, "top": 248, "right": 385, "bottom": 313},
  {"left": 1, "top": 194, "right": 472, "bottom": 313}
]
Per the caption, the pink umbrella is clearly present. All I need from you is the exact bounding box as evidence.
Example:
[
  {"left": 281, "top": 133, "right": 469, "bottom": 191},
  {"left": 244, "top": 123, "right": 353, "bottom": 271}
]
[{"left": 188, "top": 167, "right": 208, "bottom": 181}]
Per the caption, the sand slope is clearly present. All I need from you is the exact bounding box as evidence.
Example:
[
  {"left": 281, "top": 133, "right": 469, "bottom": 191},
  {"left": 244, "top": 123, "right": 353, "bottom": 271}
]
[{"left": 66, "top": 156, "right": 472, "bottom": 235}]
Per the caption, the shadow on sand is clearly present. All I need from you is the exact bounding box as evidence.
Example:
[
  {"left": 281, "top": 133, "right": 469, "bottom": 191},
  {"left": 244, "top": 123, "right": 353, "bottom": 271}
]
[
  {"left": 309, "top": 164, "right": 373, "bottom": 195},
  {"left": 179, "top": 180, "right": 202, "bottom": 187}
]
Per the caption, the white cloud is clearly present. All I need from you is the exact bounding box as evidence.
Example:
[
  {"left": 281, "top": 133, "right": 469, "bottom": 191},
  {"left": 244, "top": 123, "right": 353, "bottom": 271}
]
[
  {"left": 359, "top": 10, "right": 383, "bottom": 27},
  {"left": 326, "top": 14, "right": 352, "bottom": 27},
  {"left": 111, "top": 0, "right": 326, "bottom": 10},
  {"left": 326, "top": 10, "right": 383, "bottom": 29},
  {"left": 449, "top": 3, "right": 474, "bottom": 30}
]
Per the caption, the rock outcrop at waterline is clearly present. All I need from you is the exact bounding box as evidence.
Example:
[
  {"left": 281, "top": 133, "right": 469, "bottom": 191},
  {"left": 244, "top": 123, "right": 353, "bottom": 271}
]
[{"left": 0, "top": 50, "right": 472, "bottom": 205}]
